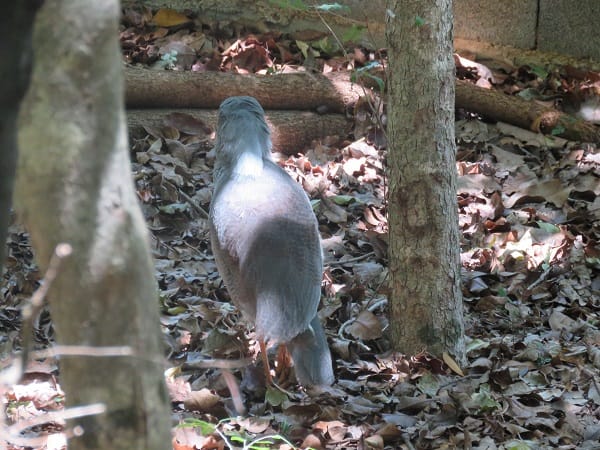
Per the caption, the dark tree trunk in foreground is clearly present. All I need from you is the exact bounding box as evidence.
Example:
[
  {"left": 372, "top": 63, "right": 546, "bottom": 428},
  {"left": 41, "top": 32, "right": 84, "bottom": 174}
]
[
  {"left": 0, "top": 2, "right": 42, "bottom": 274},
  {"left": 16, "top": 1, "right": 171, "bottom": 449},
  {"left": 386, "top": 0, "right": 465, "bottom": 363}
]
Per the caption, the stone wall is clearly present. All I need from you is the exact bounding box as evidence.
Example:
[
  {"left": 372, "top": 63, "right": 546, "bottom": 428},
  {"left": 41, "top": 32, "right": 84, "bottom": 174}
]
[{"left": 454, "top": 0, "right": 600, "bottom": 60}]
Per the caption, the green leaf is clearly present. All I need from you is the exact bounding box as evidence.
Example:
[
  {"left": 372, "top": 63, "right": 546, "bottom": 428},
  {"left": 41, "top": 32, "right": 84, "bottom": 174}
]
[
  {"left": 465, "top": 338, "right": 490, "bottom": 353},
  {"left": 505, "top": 440, "right": 534, "bottom": 450},
  {"left": 352, "top": 62, "right": 384, "bottom": 92},
  {"left": 295, "top": 40, "right": 310, "bottom": 59},
  {"left": 158, "top": 202, "right": 189, "bottom": 214},
  {"left": 516, "top": 87, "right": 541, "bottom": 101},
  {"left": 471, "top": 384, "right": 500, "bottom": 412},
  {"left": 270, "top": 0, "right": 309, "bottom": 11},
  {"left": 332, "top": 194, "right": 357, "bottom": 206},
  {"left": 248, "top": 435, "right": 295, "bottom": 449},
  {"left": 536, "top": 220, "right": 560, "bottom": 233},
  {"left": 313, "top": 36, "right": 338, "bottom": 55},
  {"left": 248, "top": 441, "right": 274, "bottom": 450},
  {"left": 166, "top": 305, "right": 187, "bottom": 315},
  {"left": 551, "top": 125, "right": 566, "bottom": 136},
  {"left": 369, "top": 74, "right": 385, "bottom": 92},
  {"left": 416, "top": 372, "right": 440, "bottom": 397},
  {"left": 342, "top": 24, "right": 365, "bottom": 43},
  {"left": 531, "top": 65, "right": 548, "bottom": 79},
  {"left": 178, "top": 418, "right": 216, "bottom": 435},
  {"left": 414, "top": 15, "right": 425, "bottom": 26},
  {"left": 265, "top": 385, "right": 288, "bottom": 406}
]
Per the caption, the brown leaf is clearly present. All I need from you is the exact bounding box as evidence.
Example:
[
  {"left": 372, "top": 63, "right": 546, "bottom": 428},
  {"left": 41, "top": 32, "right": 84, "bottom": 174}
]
[
  {"left": 320, "top": 195, "right": 348, "bottom": 224},
  {"left": 183, "top": 388, "right": 220, "bottom": 412},
  {"left": 152, "top": 8, "right": 191, "bottom": 27},
  {"left": 347, "top": 310, "right": 383, "bottom": 340},
  {"left": 164, "top": 112, "right": 212, "bottom": 136},
  {"left": 442, "top": 352, "right": 465, "bottom": 376}
]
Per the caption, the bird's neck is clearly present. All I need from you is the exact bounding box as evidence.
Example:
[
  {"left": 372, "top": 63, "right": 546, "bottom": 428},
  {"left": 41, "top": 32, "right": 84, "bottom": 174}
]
[{"left": 232, "top": 147, "right": 265, "bottom": 177}]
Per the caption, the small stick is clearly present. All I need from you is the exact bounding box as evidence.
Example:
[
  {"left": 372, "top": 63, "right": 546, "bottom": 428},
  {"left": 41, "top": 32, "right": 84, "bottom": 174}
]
[{"left": 20, "top": 243, "right": 72, "bottom": 376}]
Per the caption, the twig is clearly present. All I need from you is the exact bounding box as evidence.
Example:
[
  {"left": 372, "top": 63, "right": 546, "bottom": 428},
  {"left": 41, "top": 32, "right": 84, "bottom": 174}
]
[
  {"left": 20, "top": 243, "right": 72, "bottom": 375},
  {"left": 313, "top": 7, "right": 348, "bottom": 60},
  {"left": 327, "top": 251, "right": 375, "bottom": 267},
  {"left": 338, "top": 319, "right": 371, "bottom": 351},
  {"left": 4, "top": 403, "right": 105, "bottom": 447},
  {"left": 367, "top": 297, "right": 387, "bottom": 312},
  {"left": 182, "top": 357, "right": 252, "bottom": 370},
  {"left": 32, "top": 345, "right": 133, "bottom": 359},
  {"left": 220, "top": 369, "right": 247, "bottom": 416},
  {"left": 179, "top": 188, "right": 209, "bottom": 219}
]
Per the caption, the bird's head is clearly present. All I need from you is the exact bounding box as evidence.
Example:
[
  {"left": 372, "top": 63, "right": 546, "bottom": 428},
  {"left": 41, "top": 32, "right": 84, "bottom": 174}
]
[{"left": 214, "top": 96, "right": 272, "bottom": 169}]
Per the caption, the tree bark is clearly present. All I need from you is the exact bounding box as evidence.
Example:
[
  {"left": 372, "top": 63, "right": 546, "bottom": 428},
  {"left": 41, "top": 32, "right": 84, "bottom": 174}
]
[
  {"left": 125, "top": 67, "right": 599, "bottom": 143},
  {"left": 128, "top": 108, "right": 350, "bottom": 154},
  {"left": 125, "top": 66, "right": 373, "bottom": 113},
  {"left": 386, "top": 0, "right": 465, "bottom": 363},
  {"left": 0, "top": 2, "right": 42, "bottom": 274},
  {"left": 16, "top": 1, "right": 171, "bottom": 449},
  {"left": 455, "top": 80, "right": 600, "bottom": 143}
]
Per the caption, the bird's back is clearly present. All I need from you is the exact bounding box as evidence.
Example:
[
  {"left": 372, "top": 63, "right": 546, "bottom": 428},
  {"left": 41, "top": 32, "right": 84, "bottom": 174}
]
[{"left": 210, "top": 158, "right": 323, "bottom": 343}]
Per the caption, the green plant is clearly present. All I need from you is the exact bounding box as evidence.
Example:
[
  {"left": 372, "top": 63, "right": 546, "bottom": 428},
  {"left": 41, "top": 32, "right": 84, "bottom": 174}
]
[
  {"left": 181, "top": 417, "right": 300, "bottom": 450},
  {"left": 414, "top": 15, "right": 426, "bottom": 26},
  {"left": 351, "top": 61, "right": 384, "bottom": 93}
]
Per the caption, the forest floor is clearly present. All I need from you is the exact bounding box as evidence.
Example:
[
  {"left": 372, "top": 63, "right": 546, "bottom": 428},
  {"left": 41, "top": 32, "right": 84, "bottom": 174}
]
[{"left": 2, "top": 5, "right": 599, "bottom": 450}]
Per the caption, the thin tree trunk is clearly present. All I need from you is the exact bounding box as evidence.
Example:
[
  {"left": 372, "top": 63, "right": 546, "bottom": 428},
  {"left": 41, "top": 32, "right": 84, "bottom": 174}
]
[
  {"left": 386, "top": 0, "right": 465, "bottom": 363},
  {"left": 0, "top": 2, "right": 42, "bottom": 274},
  {"left": 16, "top": 1, "right": 171, "bottom": 449}
]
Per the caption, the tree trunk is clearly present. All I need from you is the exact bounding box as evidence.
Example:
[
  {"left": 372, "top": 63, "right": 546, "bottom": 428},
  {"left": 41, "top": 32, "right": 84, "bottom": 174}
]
[
  {"left": 0, "top": 2, "right": 42, "bottom": 274},
  {"left": 16, "top": 1, "right": 172, "bottom": 449},
  {"left": 386, "top": 0, "right": 465, "bottom": 363}
]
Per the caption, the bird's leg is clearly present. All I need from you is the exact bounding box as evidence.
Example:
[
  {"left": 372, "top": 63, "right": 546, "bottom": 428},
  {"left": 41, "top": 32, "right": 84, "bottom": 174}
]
[
  {"left": 275, "top": 344, "right": 292, "bottom": 384},
  {"left": 259, "top": 339, "right": 273, "bottom": 384}
]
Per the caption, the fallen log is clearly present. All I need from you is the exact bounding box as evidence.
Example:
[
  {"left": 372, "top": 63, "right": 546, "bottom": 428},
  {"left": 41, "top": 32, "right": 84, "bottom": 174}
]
[
  {"left": 127, "top": 108, "right": 350, "bottom": 154},
  {"left": 126, "top": 66, "right": 369, "bottom": 113},
  {"left": 126, "top": 67, "right": 599, "bottom": 142},
  {"left": 455, "top": 80, "right": 600, "bottom": 143}
]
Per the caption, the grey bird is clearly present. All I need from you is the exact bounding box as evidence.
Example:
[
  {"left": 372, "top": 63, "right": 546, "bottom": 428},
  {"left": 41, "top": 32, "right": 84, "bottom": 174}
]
[{"left": 209, "top": 96, "right": 334, "bottom": 387}]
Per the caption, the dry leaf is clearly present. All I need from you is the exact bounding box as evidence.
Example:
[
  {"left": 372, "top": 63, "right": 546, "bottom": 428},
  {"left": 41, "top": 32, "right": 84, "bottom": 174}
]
[
  {"left": 347, "top": 310, "right": 383, "bottom": 340},
  {"left": 153, "top": 8, "right": 191, "bottom": 27},
  {"left": 443, "top": 352, "right": 465, "bottom": 376}
]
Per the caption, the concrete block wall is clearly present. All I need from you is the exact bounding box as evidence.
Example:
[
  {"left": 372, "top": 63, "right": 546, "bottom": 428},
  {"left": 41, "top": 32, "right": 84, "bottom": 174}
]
[
  {"left": 454, "top": 0, "right": 600, "bottom": 60},
  {"left": 537, "top": 0, "right": 600, "bottom": 60},
  {"left": 454, "top": 0, "right": 537, "bottom": 50}
]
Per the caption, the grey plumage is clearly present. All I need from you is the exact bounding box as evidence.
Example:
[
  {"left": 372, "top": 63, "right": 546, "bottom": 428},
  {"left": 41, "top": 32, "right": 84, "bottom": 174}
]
[{"left": 209, "top": 96, "right": 334, "bottom": 386}]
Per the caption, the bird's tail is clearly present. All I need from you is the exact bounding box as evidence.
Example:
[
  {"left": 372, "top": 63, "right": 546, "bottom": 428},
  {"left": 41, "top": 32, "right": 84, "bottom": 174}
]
[{"left": 287, "top": 315, "right": 334, "bottom": 386}]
